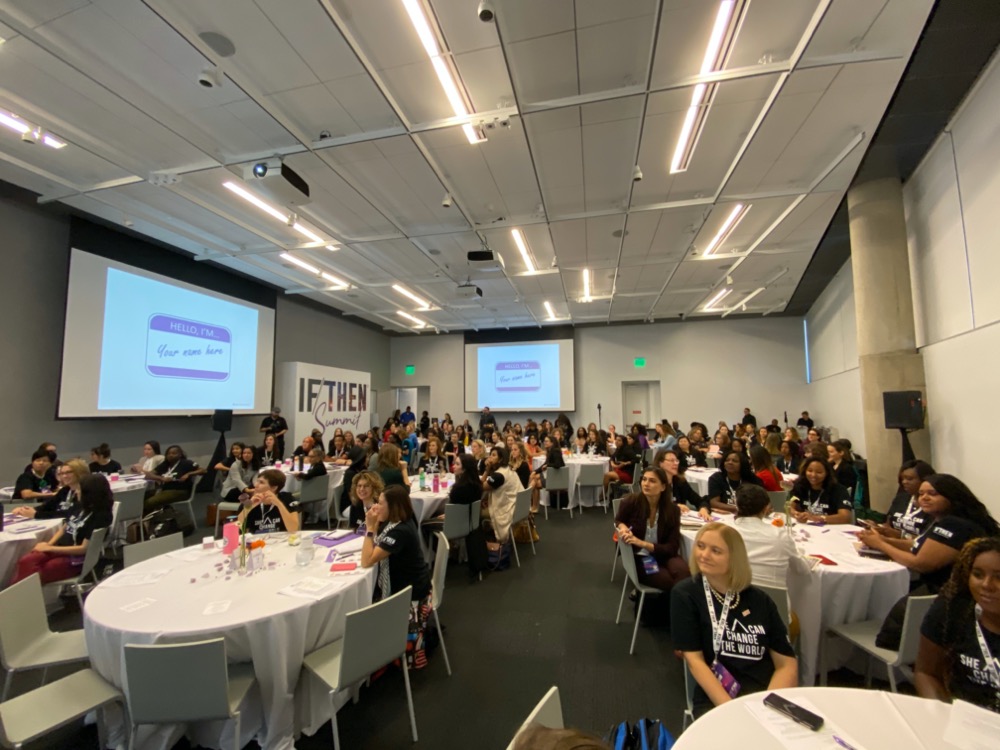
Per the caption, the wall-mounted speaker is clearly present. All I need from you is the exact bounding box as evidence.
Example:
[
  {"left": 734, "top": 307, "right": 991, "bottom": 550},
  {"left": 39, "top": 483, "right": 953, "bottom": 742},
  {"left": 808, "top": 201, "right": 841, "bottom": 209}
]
[
  {"left": 212, "top": 409, "right": 233, "bottom": 433},
  {"left": 882, "top": 391, "right": 923, "bottom": 430}
]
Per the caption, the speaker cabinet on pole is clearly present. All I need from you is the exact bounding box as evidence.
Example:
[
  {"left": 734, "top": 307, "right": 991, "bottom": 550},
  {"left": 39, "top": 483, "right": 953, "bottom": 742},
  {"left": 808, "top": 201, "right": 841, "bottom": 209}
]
[
  {"left": 882, "top": 391, "right": 923, "bottom": 430},
  {"left": 212, "top": 409, "right": 233, "bottom": 433}
]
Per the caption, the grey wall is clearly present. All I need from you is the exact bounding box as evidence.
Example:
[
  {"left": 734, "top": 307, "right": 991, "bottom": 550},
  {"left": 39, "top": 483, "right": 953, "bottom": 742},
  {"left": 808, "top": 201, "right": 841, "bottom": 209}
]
[{"left": 0, "top": 190, "right": 392, "bottom": 485}]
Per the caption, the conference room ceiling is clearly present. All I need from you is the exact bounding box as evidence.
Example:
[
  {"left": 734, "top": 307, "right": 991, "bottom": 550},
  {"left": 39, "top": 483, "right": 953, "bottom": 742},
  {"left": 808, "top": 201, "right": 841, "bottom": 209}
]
[{"left": 0, "top": 0, "right": 937, "bottom": 333}]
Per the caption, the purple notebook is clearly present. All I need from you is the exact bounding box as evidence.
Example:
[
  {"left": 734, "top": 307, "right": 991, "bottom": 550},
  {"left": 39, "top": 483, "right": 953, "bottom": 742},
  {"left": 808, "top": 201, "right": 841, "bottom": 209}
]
[{"left": 313, "top": 532, "right": 364, "bottom": 549}]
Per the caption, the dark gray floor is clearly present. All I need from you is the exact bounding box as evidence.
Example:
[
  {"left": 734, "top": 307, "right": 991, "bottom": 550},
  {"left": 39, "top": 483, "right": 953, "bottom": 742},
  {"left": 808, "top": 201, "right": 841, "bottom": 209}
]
[{"left": 31, "top": 494, "right": 892, "bottom": 749}]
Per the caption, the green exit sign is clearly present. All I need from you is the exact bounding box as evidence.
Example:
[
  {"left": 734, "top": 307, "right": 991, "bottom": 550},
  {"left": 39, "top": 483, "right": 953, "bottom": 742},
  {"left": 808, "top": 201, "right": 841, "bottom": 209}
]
[
  {"left": 405, "top": 365, "right": 415, "bottom": 375},
  {"left": 634, "top": 357, "right": 646, "bottom": 368}
]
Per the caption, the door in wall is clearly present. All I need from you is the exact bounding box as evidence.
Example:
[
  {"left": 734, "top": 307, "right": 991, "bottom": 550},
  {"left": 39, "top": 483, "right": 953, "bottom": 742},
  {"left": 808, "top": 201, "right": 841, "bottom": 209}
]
[
  {"left": 621, "top": 381, "right": 661, "bottom": 427},
  {"left": 394, "top": 388, "right": 418, "bottom": 416}
]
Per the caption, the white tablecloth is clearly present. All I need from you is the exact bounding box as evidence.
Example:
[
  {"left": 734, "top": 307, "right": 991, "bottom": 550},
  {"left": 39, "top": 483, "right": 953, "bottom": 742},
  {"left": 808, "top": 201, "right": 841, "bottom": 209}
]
[
  {"left": 533, "top": 455, "right": 611, "bottom": 509},
  {"left": 84, "top": 534, "right": 376, "bottom": 750},
  {"left": 278, "top": 464, "right": 345, "bottom": 496},
  {"left": 683, "top": 468, "right": 797, "bottom": 498},
  {"left": 1, "top": 475, "right": 149, "bottom": 502},
  {"left": 675, "top": 688, "right": 957, "bottom": 749},
  {"left": 408, "top": 475, "right": 451, "bottom": 524},
  {"left": 0, "top": 516, "right": 63, "bottom": 588},
  {"left": 680, "top": 517, "right": 909, "bottom": 685}
]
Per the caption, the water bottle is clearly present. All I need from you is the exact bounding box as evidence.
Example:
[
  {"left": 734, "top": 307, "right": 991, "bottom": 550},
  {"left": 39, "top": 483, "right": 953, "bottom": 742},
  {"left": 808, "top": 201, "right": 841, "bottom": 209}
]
[
  {"left": 432, "top": 473, "right": 440, "bottom": 493},
  {"left": 295, "top": 535, "right": 314, "bottom": 567},
  {"left": 419, "top": 467, "right": 426, "bottom": 490}
]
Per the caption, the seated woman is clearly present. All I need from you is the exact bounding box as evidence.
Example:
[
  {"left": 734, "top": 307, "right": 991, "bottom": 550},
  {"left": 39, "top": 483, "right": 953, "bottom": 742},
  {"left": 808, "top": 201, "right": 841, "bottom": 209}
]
[
  {"left": 730, "top": 437, "right": 746, "bottom": 457},
  {"left": 671, "top": 522, "right": 798, "bottom": 717},
  {"left": 858, "top": 474, "right": 999, "bottom": 594},
  {"left": 10, "top": 474, "right": 115, "bottom": 585},
  {"left": 130, "top": 440, "right": 164, "bottom": 475},
  {"left": 676, "top": 435, "right": 707, "bottom": 468},
  {"left": 763, "top": 432, "right": 783, "bottom": 461},
  {"left": 294, "top": 447, "right": 328, "bottom": 481},
  {"left": 733, "top": 485, "right": 810, "bottom": 588},
  {"left": 469, "top": 439, "right": 488, "bottom": 475},
  {"left": 508, "top": 440, "right": 531, "bottom": 489},
  {"left": 775, "top": 439, "right": 800, "bottom": 474},
  {"left": 604, "top": 435, "right": 637, "bottom": 494},
  {"left": 259, "top": 433, "right": 280, "bottom": 467},
  {"left": 573, "top": 435, "right": 588, "bottom": 455},
  {"left": 419, "top": 436, "right": 447, "bottom": 475},
  {"left": 788, "top": 457, "right": 853, "bottom": 525},
  {"left": 374, "top": 442, "right": 410, "bottom": 489},
  {"left": 327, "top": 433, "right": 347, "bottom": 462},
  {"left": 614, "top": 467, "right": 691, "bottom": 597},
  {"left": 524, "top": 433, "right": 542, "bottom": 457},
  {"left": 916, "top": 536, "right": 1000, "bottom": 714},
  {"left": 878, "top": 459, "right": 935, "bottom": 539},
  {"left": 291, "top": 436, "right": 316, "bottom": 458},
  {"left": 88, "top": 443, "right": 123, "bottom": 475},
  {"left": 655, "top": 448, "right": 708, "bottom": 520},
  {"left": 421, "top": 454, "right": 482, "bottom": 534},
  {"left": 749, "top": 444, "right": 784, "bottom": 492},
  {"left": 586, "top": 428, "right": 606, "bottom": 456},
  {"left": 348, "top": 470, "right": 385, "bottom": 528},
  {"left": 361, "top": 485, "right": 434, "bottom": 668},
  {"left": 827, "top": 440, "right": 857, "bottom": 495},
  {"left": 650, "top": 422, "right": 678, "bottom": 451},
  {"left": 530, "top": 435, "right": 566, "bottom": 511},
  {"left": 13, "top": 449, "right": 58, "bottom": 501},
  {"left": 143, "top": 445, "right": 204, "bottom": 513},
  {"left": 213, "top": 442, "right": 244, "bottom": 473},
  {"left": 236, "top": 469, "right": 299, "bottom": 534},
  {"left": 13, "top": 459, "right": 90, "bottom": 520},
  {"left": 221, "top": 445, "right": 260, "bottom": 503},
  {"left": 706, "top": 450, "right": 763, "bottom": 513},
  {"left": 482, "top": 446, "right": 520, "bottom": 543}
]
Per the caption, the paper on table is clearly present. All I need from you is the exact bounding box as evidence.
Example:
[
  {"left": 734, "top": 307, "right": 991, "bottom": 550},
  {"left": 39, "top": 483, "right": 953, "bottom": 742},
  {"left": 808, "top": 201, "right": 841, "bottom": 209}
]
[
  {"left": 120, "top": 598, "right": 156, "bottom": 613},
  {"left": 943, "top": 699, "right": 1000, "bottom": 750},
  {"left": 167, "top": 546, "right": 218, "bottom": 561},
  {"left": 745, "top": 696, "right": 867, "bottom": 750},
  {"left": 101, "top": 569, "right": 171, "bottom": 588},
  {"left": 277, "top": 576, "right": 341, "bottom": 601},
  {"left": 203, "top": 600, "right": 232, "bottom": 615},
  {"left": 10, "top": 524, "right": 46, "bottom": 534}
]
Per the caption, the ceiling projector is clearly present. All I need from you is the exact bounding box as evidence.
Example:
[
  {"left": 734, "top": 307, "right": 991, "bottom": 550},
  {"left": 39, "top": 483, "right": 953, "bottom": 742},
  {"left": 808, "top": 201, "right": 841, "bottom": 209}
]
[
  {"left": 242, "top": 158, "right": 311, "bottom": 207},
  {"left": 456, "top": 283, "right": 483, "bottom": 299}
]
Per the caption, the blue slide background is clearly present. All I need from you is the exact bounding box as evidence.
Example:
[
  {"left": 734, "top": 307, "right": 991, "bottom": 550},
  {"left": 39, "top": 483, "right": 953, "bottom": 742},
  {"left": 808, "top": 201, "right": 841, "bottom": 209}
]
[
  {"left": 476, "top": 343, "right": 561, "bottom": 409},
  {"left": 97, "top": 268, "right": 259, "bottom": 410}
]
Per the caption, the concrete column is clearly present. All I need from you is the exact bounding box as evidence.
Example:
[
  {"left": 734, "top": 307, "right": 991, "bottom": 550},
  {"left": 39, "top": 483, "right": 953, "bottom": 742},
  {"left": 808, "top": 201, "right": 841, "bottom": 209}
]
[{"left": 847, "top": 177, "right": 930, "bottom": 511}]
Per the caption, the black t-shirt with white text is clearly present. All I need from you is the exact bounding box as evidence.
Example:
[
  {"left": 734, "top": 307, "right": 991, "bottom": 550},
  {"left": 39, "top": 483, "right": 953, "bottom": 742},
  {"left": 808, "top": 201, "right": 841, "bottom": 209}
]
[
  {"left": 376, "top": 519, "right": 431, "bottom": 600},
  {"left": 671, "top": 575, "right": 795, "bottom": 708},
  {"left": 243, "top": 503, "right": 287, "bottom": 534},
  {"left": 34, "top": 486, "right": 79, "bottom": 520},
  {"left": 792, "top": 483, "right": 853, "bottom": 517},
  {"left": 89, "top": 459, "right": 123, "bottom": 475},
  {"left": 921, "top": 594, "right": 1000, "bottom": 713},
  {"left": 886, "top": 491, "right": 929, "bottom": 538},
  {"left": 261, "top": 416, "right": 289, "bottom": 452},
  {"left": 153, "top": 458, "right": 200, "bottom": 492},
  {"left": 911, "top": 515, "right": 986, "bottom": 592},
  {"left": 707, "top": 472, "right": 763, "bottom": 506},
  {"left": 13, "top": 469, "right": 58, "bottom": 499},
  {"left": 55, "top": 506, "right": 112, "bottom": 547}
]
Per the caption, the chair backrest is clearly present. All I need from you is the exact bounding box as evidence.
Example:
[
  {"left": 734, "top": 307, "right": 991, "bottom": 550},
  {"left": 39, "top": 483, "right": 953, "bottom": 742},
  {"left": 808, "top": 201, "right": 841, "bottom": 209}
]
[
  {"left": 123, "top": 533, "right": 184, "bottom": 568},
  {"left": 124, "top": 638, "right": 234, "bottom": 723},
  {"left": 576, "top": 463, "right": 605, "bottom": 486},
  {"left": 617, "top": 538, "right": 643, "bottom": 589},
  {"left": 432, "top": 531, "right": 449, "bottom": 609},
  {"left": 339, "top": 586, "right": 413, "bottom": 687},
  {"left": 898, "top": 594, "right": 938, "bottom": 665},
  {"left": 512, "top": 488, "right": 532, "bottom": 525},
  {"left": 767, "top": 491, "right": 788, "bottom": 510},
  {"left": 79, "top": 528, "right": 108, "bottom": 580},
  {"left": 410, "top": 450, "right": 423, "bottom": 471},
  {"left": 442, "top": 503, "right": 471, "bottom": 541},
  {"left": 299, "top": 473, "right": 331, "bottom": 504},
  {"left": 755, "top": 584, "right": 791, "bottom": 627},
  {"left": 545, "top": 466, "right": 570, "bottom": 491},
  {"left": 643, "top": 448, "right": 655, "bottom": 465},
  {"left": 0, "top": 575, "right": 51, "bottom": 668},
  {"left": 682, "top": 661, "right": 696, "bottom": 718},
  {"left": 612, "top": 496, "right": 623, "bottom": 518},
  {"left": 507, "top": 686, "right": 563, "bottom": 748},
  {"left": 470, "top": 499, "right": 482, "bottom": 529},
  {"left": 115, "top": 487, "right": 146, "bottom": 524}
]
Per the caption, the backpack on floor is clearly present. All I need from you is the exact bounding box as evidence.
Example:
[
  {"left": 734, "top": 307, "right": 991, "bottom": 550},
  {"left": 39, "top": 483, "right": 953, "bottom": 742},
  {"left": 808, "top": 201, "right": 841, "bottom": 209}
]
[
  {"left": 634, "top": 718, "right": 674, "bottom": 750},
  {"left": 606, "top": 721, "right": 637, "bottom": 750},
  {"left": 486, "top": 539, "right": 511, "bottom": 571}
]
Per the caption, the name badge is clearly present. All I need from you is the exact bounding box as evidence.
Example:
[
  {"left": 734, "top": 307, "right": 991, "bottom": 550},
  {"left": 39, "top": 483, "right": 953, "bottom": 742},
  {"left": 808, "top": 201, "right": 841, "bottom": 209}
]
[{"left": 711, "top": 660, "right": 742, "bottom": 698}]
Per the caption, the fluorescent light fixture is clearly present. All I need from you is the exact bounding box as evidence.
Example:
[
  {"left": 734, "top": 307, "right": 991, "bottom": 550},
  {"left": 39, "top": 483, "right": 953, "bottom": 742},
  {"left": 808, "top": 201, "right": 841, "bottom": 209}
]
[
  {"left": 0, "top": 112, "right": 66, "bottom": 149},
  {"left": 0, "top": 112, "right": 29, "bottom": 134},
  {"left": 223, "top": 181, "right": 288, "bottom": 223},
  {"left": 702, "top": 203, "right": 750, "bottom": 256},
  {"left": 669, "top": 0, "right": 737, "bottom": 173},
  {"left": 702, "top": 287, "right": 732, "bottom": 311},
  {"left": 321, "top": 271, "right": 348, "bottom": 288},
  {"left": 397, "top": 310, "right": 427, "bottom": 328},
  {"left": 325, "top": 244, "right": 339, "bottom": 251},
  {"left": 582, "top": 268, "right": 592, "bottom": 302},
  {"left": 722, "top": 287, "right": 764, "bottom": 318},
  {"left": 402, "top": 0, "right": 485, "bottom": 145},
  {"left": 292, "top": 223, "right": 323, "bottom": 244},
  {"left": 543, "top": 300, "right": 555, "bottom": 319},
  {"left": 511, "top": 229, "right": 535, "bottom": 273},
  {"left": 279, "top": 252, "right": 320, "bottom": 275},
  {"left": 392, "top": 284, "right": 430, "bottom": 309},
  {"left": 42, "top": 134, "right": 65, "bottom": 149}
]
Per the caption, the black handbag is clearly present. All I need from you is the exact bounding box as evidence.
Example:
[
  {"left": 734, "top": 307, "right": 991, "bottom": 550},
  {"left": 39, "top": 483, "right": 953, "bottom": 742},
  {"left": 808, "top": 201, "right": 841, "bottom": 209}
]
[{"left": 465, "top": 505, "right": 489, "bottom": 576}]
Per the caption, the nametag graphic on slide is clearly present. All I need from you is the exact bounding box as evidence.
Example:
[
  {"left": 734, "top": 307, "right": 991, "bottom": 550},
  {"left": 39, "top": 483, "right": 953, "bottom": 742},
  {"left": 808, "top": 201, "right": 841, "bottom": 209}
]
[
  {"left": 145, "top": 314, "right": 232, "bottom": 381},
  {"left": 494, "top": 361, "right": 541, "bottom": 391}
]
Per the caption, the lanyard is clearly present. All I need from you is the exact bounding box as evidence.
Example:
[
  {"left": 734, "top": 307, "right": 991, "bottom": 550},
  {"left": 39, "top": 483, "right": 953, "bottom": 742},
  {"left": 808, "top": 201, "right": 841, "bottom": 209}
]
[
  {"left": 807, "top": 488, "right": 824, "bottom": 514},
  {"left": 974, "top": 616, "right": 1000, "bottom": 690},
  {"left": 702, "top": 576, "right": 734, "bottom": 661},
  {"left": 902, "top": 497, "right": 920, "bottom": 520}
]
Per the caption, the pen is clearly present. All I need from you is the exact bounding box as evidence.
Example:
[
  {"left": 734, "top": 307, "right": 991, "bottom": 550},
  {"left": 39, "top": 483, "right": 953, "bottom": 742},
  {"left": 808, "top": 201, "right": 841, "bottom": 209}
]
[{"left": 833, "top": 735, "right": 858, "bottom": 750}]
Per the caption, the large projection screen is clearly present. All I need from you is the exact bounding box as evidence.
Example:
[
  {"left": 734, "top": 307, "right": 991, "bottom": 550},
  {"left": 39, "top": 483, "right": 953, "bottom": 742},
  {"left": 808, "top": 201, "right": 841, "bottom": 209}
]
[
  {"left": 58, "top": 249, "right": 275, "bottom": 417},
  {"left": 464, "top": 340, "right": 575, "bottom": 412}
]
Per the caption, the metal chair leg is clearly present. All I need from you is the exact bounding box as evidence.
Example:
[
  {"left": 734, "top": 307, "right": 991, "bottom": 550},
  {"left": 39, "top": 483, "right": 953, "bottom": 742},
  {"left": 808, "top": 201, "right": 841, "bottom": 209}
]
[
  {"left": 402, "top": 657, "right": 418, "bottom": 742},
  {"left": 435, "top": 614, "right": 452, "bottom": 676},
  {"left": 615, "top": 578, "right": 628, "bottom": 624},
  {"left": 512, "top": 536, "right": 520, "bottom": 568},
  {"left": 630, "top": 593, "right": 645, "bottom": 654}
]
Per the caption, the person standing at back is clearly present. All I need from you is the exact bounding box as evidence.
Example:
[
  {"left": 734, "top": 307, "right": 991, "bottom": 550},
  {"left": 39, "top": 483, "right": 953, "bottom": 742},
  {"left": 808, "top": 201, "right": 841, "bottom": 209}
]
[
  {"left": 479, "top": 406, "right": 497, "bottom": 438},
  {"left": 400, "top": 406, "right": 416, "bottom": 427},
  {"left": 796, "top": 411, "right": 814, "bottom": 429},
  {"left": 740, "top": 407, "right": 757, "bottom": 429},
  {"left": 260, "top": 406, "right": 288, "bottom": 458}
]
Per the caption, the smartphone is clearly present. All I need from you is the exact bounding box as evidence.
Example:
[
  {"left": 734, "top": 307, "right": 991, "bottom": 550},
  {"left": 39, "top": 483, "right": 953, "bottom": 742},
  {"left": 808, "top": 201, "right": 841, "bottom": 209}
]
[{"left": 763, "top": 693, "right": 824, "bottom": 731}]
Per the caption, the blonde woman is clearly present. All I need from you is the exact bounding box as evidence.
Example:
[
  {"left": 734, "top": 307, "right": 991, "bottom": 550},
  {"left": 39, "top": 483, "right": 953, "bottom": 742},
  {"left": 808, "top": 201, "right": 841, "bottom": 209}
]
[
  {"left": 348, "top": 470, "right": 385, "bottom": 528},
  {"left": 375, "top": 442, "right": 410, "bottom": 489},
  {"left": 508, "top": 439, "right": 530, "bottom": 488}
]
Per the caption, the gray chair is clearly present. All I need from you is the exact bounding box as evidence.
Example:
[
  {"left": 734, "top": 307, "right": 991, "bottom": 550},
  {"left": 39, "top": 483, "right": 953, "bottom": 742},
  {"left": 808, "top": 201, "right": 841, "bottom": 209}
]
[
  {"left": 293, "top": 473, "right": 332, "bottom": 529},
  {"left": 543, "top": 466, "right": 571, "bottom": 519},
  {"left": 614, "top": 539, "right": 661, "bottom": 655},
  {"left": 113, "top": 487, "right": 147, "bottom": 544},
  {"left": 170, "top": 482, "right": 199, "bottom": 532},
  {"left": 681, "top": 661, "right": 696, "bottom": 729},
  {"left": 755, "top": 584, "right": 791, "bottom": 627},
  {"left": 510, "top": 489, "right": 535, "bottom": 566},
  {"left": 123, "top": 638, "right": 256, "bottom": 750},
  {"left": 303, "top": 586, "right": 418, "bottom": 750},
  {"left": 42, "top": 527, "right": 108, "bottom": 610},
  {"left": 442, "top": 503, "right": 471, "bottom": 543},
  {"left": 0, "top": 574, "right": 90, "bottom": 701},
  {"left": 504, "top": 686, "right": 563, "bottom": 750},
  {"left": 574, "top": 463, "right": 607, "bottom": 514},
  {"left": 431, "top": 531, "right": 453, "bottom": 676},
  {"left": 819, "top": 594, "right": 935, "bottom": 691},
  {"left": 610, "top": 496, "right": 624, "bottom": 581},
  {"left": 0, "top": 668, "right": 123, "bottom": 749},
  {"left": 214, "top": 500, "right": 242, "bottom": 538},
  {"left": 123, "top": 532, "right": 184, "bottom": 568}
]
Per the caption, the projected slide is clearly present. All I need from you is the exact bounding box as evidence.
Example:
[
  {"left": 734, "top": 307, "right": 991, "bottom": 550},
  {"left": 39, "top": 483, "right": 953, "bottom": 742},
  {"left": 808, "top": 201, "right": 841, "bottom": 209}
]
[
  {"left": 97, "top": 268, "right": 259, "bottom": 410},
  {"left": 477, "top": 344, "right": 561, "bottom": 409}
]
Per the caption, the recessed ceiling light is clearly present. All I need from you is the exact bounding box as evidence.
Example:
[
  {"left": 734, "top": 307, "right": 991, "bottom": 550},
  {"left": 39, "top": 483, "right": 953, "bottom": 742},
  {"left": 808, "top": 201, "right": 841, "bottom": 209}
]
[
  {"left": 702, "top": 287, "right": 732, "bottom": 311},
  {"left": 392, "top": 284, "right": 430, "bottom": 309},
  {"left": 543, "top": 300, "right": 555, "bottom": 320},
  {"left": 702, "top": 203, "right": 750, "bottom": 256},
  {"left": 320, "top": 271, "right": 348, "bottom": 289},
  {"left": 397, "top": 310, "right": 427, "bottom": 328},
  {"left": 279, "top": 252, "right": 319, "bottom": 275},
  {"left": 511, "top": 229, "right": 535, "bottom": 273},
  {"left": 223, "top": 181, "right": 287, "bottom": 223},
  {"left": 582, "top": 268, "right": 592, "bottom": 302}
]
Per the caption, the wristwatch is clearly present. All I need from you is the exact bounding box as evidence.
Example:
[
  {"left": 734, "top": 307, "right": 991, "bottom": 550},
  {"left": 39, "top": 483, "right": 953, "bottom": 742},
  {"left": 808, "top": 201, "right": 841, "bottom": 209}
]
[{"left": 365, "top": 531, "right": 375, "bottom": 538}]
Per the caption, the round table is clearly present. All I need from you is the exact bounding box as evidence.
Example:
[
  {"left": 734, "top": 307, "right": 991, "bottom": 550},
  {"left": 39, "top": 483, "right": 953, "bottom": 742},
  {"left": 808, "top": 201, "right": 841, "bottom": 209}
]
[
  {"left": 683, "top": 467, "right": 797, "bottom": 498},
  {"left": 408, "top": 474, "right": 452, "bottom": 525},
  {"left": 532, "top": 455, "right": 611, "bottom": 509},
  {"left": 674, "top": 687, "right": 958, "bottom": 749},
  {"left": 680, "top": 516, "right": 910, "bottom": 685},
  {"left": 0, "top": 516, "right": 63, "bottom": 588},
  {"left": 84, "top": 533, "right": 376, "bottom": 750}
]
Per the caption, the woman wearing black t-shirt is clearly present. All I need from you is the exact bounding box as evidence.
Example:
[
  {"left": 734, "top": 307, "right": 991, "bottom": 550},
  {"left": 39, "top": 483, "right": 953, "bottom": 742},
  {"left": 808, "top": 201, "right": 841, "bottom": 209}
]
[
  {"left": 706, "top": 450, "right": 763, "bottom": 514},
  {"left": 788, "top": 457, "right": 853, "bottom": 525},
  {"left": 143, "top": 445, "right": 205, "bottom": 513},
  {"left": 827, "top": 440, "right": 857, "bottom": 496},
  {"left": 10, "top": 474, "right": 114, "bottom": 585},
  {"left": 916, "top": 536, "right": 1000, "bottom": 714},
  {"left": 655, "top": 448, "right": 709, "bottom": 519},
  {"left": 604, "top": 435, "right": 637, "bottom": 494},
  {"left": 348, "top": 470, "right": 385, "bottom": 529},
  {"left": 676, "top": 436, "right": 706, "bottom": 469},
  {"left": 12, "top": 458, "right": 89, "bottom": 520},
  {"left": 877, "top": 459, "right": 934, "bottom": 539},
  {"left": 237, "top": 469, "right": 300, "bottom": 535},
  {"left": 88, "top": 443, "right": 123, "bottom": 475},
  {"left": 418, "top": 437, "right": 447, "bottom": 475},
  {"left": 671, "top": 523, "right": 798, "bottom": 717}
]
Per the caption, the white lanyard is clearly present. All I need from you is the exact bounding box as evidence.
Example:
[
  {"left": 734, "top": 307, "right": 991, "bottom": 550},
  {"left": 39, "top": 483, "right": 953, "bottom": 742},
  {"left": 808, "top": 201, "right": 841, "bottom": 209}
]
[
  {"left": 901, "top": 497, "right": 920, "bottom": 520},
  {"left": 974, "top": 616, "right": 1000, "bottom": 690},
  {"left": 807, "top": 488, "right": 824, "bottom": 514},
  {"left": 702, "top": 576, "right": 734, "bottom": 661}
]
